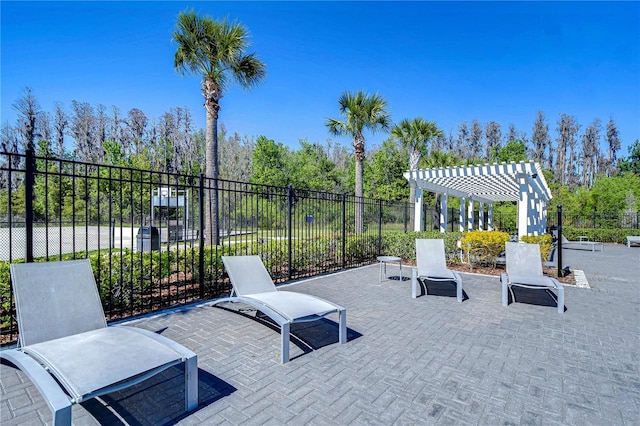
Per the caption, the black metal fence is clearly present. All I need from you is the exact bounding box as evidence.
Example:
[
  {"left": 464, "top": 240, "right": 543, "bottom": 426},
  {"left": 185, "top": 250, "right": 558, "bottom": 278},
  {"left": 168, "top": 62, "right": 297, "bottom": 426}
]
[
  {"left": 2, "top": 150, "right": 636, "bottom": 343},
  {"left": 549, "top": 211, "right": 639, "bottom": 230},
  {"left": 0, "top": 150, "right": 411, "bottom": 343}
]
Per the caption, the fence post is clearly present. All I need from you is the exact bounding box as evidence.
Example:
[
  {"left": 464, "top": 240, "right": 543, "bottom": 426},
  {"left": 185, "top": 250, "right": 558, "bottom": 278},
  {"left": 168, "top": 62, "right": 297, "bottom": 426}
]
[
  {"left": 450, "top": 207, "right": 454, "bottom": 232},
  {"left": 25, "top": 149, "right": 34, "bottom": 263},
  {"left": 378, "top": 199, "right": 383, "bottom": 255},
  {"left": 287, "top": 185, "right": 293, "bottom": 281},
  {"left": 198, "top": 174, "right": 205, "bottom": 299},
  {"left": 403, "top": 201, "right": 407, "bottom": 233},
  {"left": 342, "top": 193, "right": 346, "bottom": 269},
  {"left": 557, "top": 205, "right": 563, "bottom": 277}
]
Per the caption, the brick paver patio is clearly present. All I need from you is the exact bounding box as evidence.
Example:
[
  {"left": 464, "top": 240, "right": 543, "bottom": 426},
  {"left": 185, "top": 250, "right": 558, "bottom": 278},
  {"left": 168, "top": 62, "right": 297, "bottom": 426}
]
[{"left": 1, "top": 244, "right": 639, "bottom": 425}]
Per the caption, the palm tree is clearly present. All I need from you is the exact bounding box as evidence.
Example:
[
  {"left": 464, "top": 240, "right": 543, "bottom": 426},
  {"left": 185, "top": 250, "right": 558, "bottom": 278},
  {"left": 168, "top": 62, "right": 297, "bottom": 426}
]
[
  {"left": 391, "top": 118, "right": 442, "bottom": 229},
  {"left": 173, "top": 10, "right": 266, "bottom": 244},
  {"left": 326, "top": 91, "right": 390, "bottom": 232}
]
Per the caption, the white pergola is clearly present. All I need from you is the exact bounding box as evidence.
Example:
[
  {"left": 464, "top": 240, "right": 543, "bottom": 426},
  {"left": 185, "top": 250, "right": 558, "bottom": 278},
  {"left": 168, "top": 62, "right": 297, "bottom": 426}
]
[{"left": 404, "top": 161, "right": 552, "bottom": 238}]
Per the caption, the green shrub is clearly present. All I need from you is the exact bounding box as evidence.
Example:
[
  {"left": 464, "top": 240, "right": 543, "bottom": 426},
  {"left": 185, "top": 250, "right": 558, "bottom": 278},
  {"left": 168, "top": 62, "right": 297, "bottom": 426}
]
[
  {"left": 520, "top": 234, "right": 553, "bottom": 262},
  {"left": 562, "top": 227, "right": 640, "bottom": 244},
  {"left": 460, "top": 230, "right": 510, "bottom": 268},
  {"left": 381, "top": 231, "right": 463, "bottom": 264}
]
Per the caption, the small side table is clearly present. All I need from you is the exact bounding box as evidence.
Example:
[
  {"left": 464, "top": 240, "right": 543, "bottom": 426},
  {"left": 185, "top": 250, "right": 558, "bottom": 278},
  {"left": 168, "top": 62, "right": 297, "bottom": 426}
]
[{"left": 377, "top": 256, "right": 402, "bottom": 282}]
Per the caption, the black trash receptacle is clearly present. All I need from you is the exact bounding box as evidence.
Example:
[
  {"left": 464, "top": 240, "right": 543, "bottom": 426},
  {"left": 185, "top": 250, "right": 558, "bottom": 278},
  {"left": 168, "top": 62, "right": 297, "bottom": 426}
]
[{"left": 136, "top": 226, "right": 160, "bottom": 252}]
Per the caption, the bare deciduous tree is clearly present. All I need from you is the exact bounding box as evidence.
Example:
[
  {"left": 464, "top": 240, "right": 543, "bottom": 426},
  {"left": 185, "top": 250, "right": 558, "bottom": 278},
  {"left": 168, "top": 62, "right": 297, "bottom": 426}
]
[
  {"left": 70, "top": 101, "right": 97, "bottom": 162},
  {"left": 581, "top": 119, "right": 601, "bottom": 187},
  {"left": 0, "top": 124, "right": 22, "bottom": 190},
  {"left": 456, "top": 122, "right": 469, "bottom": 158},
  {"left": 219, "top": 130, "right": 254, "bottom": 182},
  {"left": 127, "top": 108, "right": 148, "bottom": 155},
  {"left": 531, "top": 111, "right": 549, "bottom": 165},
  {"left": 53, "top": 103, "right": 68, "bottom": 157},
  {"left": 485, "top": 121, "right": 501, "bottom": 161},
  {"left": 469, "top": 119, "right": 483, "bottom": 159},
  {"left": 606, "top": 118, "right": 621, "bottom": 176},
  {"left": 556, "top": 113, "right": 580, "bottom": 186},
  {"left": 13, "top": 87, "right": 41, "bottom": 152}
]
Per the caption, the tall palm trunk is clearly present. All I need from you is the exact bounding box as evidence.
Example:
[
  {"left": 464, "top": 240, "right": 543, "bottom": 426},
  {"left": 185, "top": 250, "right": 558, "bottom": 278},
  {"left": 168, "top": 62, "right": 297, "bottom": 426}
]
[
  {"left": 203, "top": 78, "right": 220, "bottom": 245},
  {"left": 353, "top": 133, "right": 365, "bottom": 233},
  {"left": 408, "top": 148, "right": 421, "bottom": 230}
]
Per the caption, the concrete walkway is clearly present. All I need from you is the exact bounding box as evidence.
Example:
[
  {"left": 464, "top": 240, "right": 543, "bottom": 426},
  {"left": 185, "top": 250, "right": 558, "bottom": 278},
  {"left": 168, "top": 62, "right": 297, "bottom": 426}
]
[{"left": 1, "top": 244, "right": 639, "bottom": 425}]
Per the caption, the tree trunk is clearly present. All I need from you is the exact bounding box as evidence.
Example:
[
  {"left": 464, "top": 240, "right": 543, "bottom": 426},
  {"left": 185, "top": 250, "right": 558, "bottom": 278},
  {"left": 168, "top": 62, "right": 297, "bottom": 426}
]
[
  {"left": 203, "top": 78, "right": 220, "bottom": 245},
  {"left": 354, "top": 133, "right": 365, "bottom": 233},
  {"left": 408, "top": 149, "right": 420, "bottom": 230}
]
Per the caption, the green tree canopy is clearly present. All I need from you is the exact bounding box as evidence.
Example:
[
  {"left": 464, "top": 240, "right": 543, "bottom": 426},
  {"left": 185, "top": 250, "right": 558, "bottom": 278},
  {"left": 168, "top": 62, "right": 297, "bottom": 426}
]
[
  {"left": 288, "top": 140, "right": 340, "bottom": 191},
  {"left": 618, "top": 139, "right": 640, "bottom": 175},
  {"left": 366, "top": 139, "right": 409, "bottom": 201},
  {"left": 249, "top": 136, "right": 290, "bottom": 187},
  {"left": 491, "top": 139, "right": 527, "bottom": 163}
]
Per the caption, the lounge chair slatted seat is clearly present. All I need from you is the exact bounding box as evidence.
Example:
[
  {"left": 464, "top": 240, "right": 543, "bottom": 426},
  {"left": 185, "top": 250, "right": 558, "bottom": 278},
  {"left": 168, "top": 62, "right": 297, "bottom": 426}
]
[
  {"left": 0, "top": 259, "right": 198, "bottom": 425},
  {"left": 501, "top": 242, "right": 565, "bottom": 313},
  {"left": 561, "top": 235, "right": 603, "bottom": 252},
  {"left": 212, "top": 255, "right": 346, "bottom": 364},
  {"left": 412, "top": 239, "right": 463, "bottom": 302}
]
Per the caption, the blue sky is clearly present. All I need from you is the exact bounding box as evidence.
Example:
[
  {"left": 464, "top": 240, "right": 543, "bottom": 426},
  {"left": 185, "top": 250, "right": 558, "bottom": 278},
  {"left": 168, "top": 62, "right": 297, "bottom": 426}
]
[{"left": 2, "top": 1, "right": 639, "bottom": 155}]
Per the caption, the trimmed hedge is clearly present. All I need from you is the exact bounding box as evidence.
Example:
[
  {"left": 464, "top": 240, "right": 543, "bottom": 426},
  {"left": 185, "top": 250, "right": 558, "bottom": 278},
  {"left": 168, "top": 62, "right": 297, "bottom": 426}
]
[
  {"left": 381, "top": 231, "right": 463, "bottom": 264},
  {"left": 561, "top": 226, "right": 640, "bottom": 245},
  {"left": 461, "top": 230, "right": 510, "bottom": 268}
]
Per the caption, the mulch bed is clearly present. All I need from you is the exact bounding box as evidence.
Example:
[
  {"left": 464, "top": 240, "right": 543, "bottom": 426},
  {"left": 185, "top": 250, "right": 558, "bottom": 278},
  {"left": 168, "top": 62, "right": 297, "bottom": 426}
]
[{"left": 446, "top": 262, "right": 576, "bottom": 285}]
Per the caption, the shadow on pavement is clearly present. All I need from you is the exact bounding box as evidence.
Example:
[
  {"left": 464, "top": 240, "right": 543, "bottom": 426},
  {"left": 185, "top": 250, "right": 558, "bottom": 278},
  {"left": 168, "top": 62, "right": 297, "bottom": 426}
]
[{"left": 81, "top": 366, "right": 235, "bottom": 426}]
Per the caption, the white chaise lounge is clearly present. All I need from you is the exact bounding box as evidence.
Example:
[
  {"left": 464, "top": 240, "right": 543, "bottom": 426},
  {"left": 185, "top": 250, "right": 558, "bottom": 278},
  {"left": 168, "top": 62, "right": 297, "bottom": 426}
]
[
  {"left": 627, "top": 236, "right": 640, "bottom": 247},
  {"left": 212, "top": 255, "right": 347, "bottom": 363},
  {"left": 0, "top": 259, "right": 198, "bottom": 425},
  {"left": 502, "top": 242, "right": 565, "bottom": 314},
  {"left": 412, "top": 239, "right": 463, "bottom": 302},
  {"left": 561, "top": 235, "right": 603, "bottom": 252}
]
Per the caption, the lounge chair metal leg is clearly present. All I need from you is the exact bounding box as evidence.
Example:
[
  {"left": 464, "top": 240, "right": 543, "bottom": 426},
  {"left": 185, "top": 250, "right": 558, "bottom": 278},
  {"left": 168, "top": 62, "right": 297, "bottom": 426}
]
[
  {"left": 411, "top": 268, "right": 418, "bottom": 298},
  {"left": 339, "top": 309, "right": 347, "bottom": 344},
  {"left": 501, "top": 274, "right": 509, "bottom": 307},
  {"left": 52, "top": 407, "right": 72, "bottom": 426},
  {"left": 456, "top": 280, "right": 463, "bottom": 303},
  {"left": 557, "top": 285, "right": 565, "bottom": 314},
  {"left": 1, "top": 349, "right": 73, "bottom": 425},
  {"left": 281, "top": 322, "right": 290, "bottom": 364},
  {"left": 184, "top": 355, "right": 198, "bottom": 411}
]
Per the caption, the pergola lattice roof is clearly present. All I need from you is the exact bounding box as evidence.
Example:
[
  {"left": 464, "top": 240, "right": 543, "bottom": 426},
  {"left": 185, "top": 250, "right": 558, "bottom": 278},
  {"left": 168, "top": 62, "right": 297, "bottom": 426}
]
[{"left": 404, "top": 161, "right": 551, "bottom": 204}]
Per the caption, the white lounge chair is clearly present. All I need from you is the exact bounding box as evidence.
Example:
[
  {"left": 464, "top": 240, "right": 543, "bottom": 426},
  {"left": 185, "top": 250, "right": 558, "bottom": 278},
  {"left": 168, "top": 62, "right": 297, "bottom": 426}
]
[
  {"left": 0, "top": 259, "right": 198, "bottom": 425},
  {"left": 502, "top": 242, "right": 565, "bottom": 313},
  {"left": 561, "top": 235, "right": 603, "bottom": 252},
  {"left": 627, "top": 236, "right": 640, "bottom": 247},
  {"left": 412, "top": 239, "right": 463, "bottom": 302},
  {"left": 212, "top": 255, "right": 347, "bottom": 364}
]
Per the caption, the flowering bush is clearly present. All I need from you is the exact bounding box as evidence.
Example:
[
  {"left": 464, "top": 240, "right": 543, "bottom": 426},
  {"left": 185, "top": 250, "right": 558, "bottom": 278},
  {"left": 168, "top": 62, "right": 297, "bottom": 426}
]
[{"left": 460, "top": 230, "right": 510, "bottom": 268}]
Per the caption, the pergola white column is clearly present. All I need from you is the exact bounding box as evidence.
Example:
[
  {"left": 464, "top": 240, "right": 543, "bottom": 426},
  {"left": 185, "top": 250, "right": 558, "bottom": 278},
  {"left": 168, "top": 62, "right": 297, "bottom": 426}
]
[
  {"left": 414, "top": 187, "right": 423, "bottom": 232},
  {"left": 478, "top": 202, "right": 485, "bottom": 230},
  {"left": 440, "top": 194, "right": 448, "bottom": 233},
  {"left": 459, "top": 198, "right": 465, "bottom": 232},
  {"left": 517, "top": 173, "right": 530, "bottom": 239},
  {"left": 467, "top": 198, "right": 474, "bottom": 231}
]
